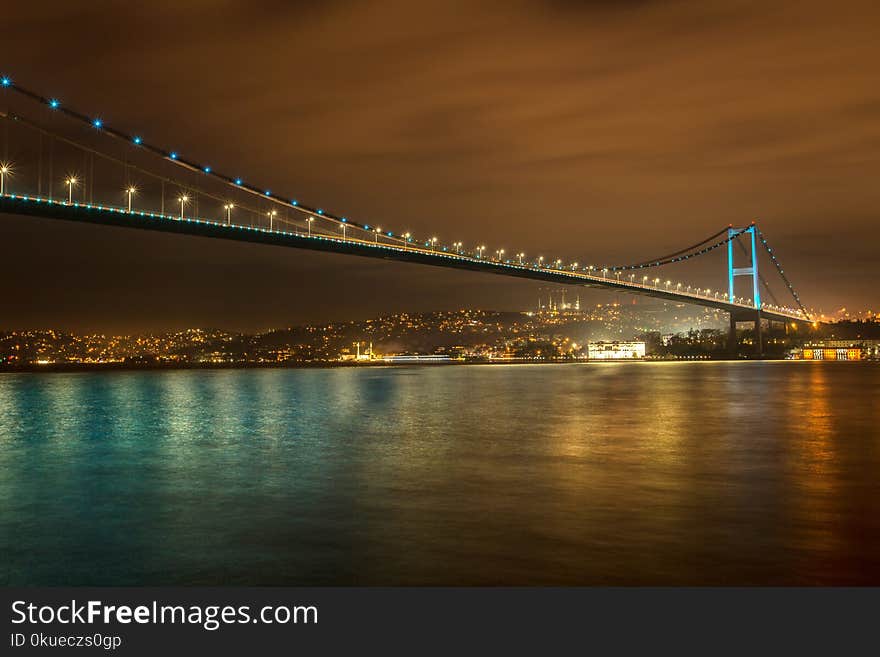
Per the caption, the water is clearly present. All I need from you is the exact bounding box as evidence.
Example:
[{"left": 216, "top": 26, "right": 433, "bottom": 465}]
[{"left": 1, "top": 362, "right": 879, "bottom": 586}]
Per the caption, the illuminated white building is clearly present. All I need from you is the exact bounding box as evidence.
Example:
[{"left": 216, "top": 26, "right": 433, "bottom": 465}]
[{"left": 588, "top": 341, "right": 646, "bottom": 360}]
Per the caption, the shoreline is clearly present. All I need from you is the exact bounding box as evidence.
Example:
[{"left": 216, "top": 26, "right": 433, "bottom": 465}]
[{"left": 0, "top": 355, "right": 808, "bottom": 374}]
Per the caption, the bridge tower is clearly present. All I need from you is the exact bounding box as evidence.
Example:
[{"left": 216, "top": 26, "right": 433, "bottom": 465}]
[{"left": 727, "top": 224, "right": 763, "bottom": 356}]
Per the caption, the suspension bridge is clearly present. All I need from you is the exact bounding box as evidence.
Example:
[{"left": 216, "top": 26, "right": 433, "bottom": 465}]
[{"left": 0, "top": 75, "right": 816, "bottom": 355}]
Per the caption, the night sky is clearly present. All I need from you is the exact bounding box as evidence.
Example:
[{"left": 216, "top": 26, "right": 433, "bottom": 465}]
[{"left": 2, "top": 0, "right": 878, "bottom": 332}]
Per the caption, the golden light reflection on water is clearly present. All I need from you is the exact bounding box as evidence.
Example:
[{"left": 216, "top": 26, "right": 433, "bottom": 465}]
[{"left": 1, "top": 362, "right": 879, "bottom": 585}]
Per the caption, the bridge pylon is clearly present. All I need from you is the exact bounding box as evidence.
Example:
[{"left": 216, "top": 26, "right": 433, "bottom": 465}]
[{"left": 727, "top": 224, "right": 764, "bottom": 356}]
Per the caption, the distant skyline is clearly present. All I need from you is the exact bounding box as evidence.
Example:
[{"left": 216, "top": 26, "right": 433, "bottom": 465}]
[{"left": 2, "top": 1, "right": 879, "bottom": 332}]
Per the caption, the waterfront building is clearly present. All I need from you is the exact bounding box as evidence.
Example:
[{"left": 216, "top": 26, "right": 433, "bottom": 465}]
[
  {"left": 790, "top": 339, "right": 880, "bottom": 360},
  {"left": 588, "top": 341, "right": 646, "bottom": 360}
]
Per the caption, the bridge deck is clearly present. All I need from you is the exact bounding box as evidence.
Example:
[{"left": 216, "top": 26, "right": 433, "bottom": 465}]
[{"left": 0, "top": 194, "right": 807, "bottom": 324}]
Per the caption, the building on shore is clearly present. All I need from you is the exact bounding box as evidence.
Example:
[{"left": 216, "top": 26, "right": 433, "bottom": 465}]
[
  {"left": 789, "top": 340, "right": 880, "bottom": 361},
  {"left": 587, "top": 341, "right": 646, "bottom": 360}
]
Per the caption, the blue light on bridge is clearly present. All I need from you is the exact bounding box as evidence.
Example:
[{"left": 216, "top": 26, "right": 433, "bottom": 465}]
[
  {"left": 317, "top": 209, "right": 323, "bottom": 214},
  {"left": 0, "top": 76, "right": 11, "bottom": 87},
  {"left": 92, "top": 118, "right": 103, "bottom": 128},
  {"left": 235, "top": 178, "right": 243, "bottom": 185},
  {"left": 133, "top": 136, "right": 142, "bottom": 145},
  {"left": 49, "top": 99, "right": 60, "bottom": 109},
  {"left": 169, "top": 152, "right": 178, "bottom": 160},
  {"left": 203, "top": 166, "right": 211, "bottom": 173},
  {"left": 291, "top": 200, "right": 298, "bottom": 206},
  {"left": 341, "top": 217, "right": 346, "bottom": 222},
  {"left": 264, "top": 190, "right": 271, "bottom": 196}
]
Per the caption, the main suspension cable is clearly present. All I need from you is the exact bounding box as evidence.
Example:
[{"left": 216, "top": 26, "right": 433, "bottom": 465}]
[
  {"left": 613, "top": 226, "right": 730, "bottom": 269},
  {"left": 756, "top": 228, "right": 810, "bottom": 320},
  {"left": 608, "top": 227, "right": 749, "bottom": 271}
]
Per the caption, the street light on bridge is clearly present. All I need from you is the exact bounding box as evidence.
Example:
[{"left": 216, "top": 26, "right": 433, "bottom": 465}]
[
  {"left": 430, "top": 236, "right": 438, "bottom": 251},
  {"left": 306, "top": 216, "right": 314, "bottom": 236},
  {"left": 0, "top": 162, "right": 11, "bottom": 195},
  {"left": 178, "top": 194, "right": 188, "bottom": 220},
  {"left": 224, "top": 203, "right": 234, "bottom": 225},
  {"left": 518, "top": 252, "right": 525, "bottom": 265},
  {"left": 268, "top": 210, "right": 277, "bottom": 231},
  {"left": 65, "top": 176, "right": 79, "bottom": 204},
  {"left": 125, "top": 186, "right": 137, "bottom": 213},
  {"left": 477, "top": 245, "right": 486, "bottom": 259},
  {"left": 375, "top": 227, "right": 382, "bottom": 243}
]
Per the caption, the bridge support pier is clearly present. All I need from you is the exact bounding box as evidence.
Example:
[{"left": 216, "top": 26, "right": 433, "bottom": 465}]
[
  {"left": 728, "top": 313, "right": 738, "bottom": 356},
  {"left": 754, "top": 310, "right": 763, "bottom": 357},
  {"left": 730, "top": 310, "right": 765, "bottom": 357}
]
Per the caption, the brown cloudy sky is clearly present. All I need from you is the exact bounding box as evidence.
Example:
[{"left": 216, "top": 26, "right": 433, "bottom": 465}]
[{"left": 2, "top": 0, "right": 878, "bottom": 331}]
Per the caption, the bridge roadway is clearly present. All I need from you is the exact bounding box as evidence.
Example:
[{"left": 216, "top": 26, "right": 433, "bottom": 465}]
[{"left": 0, "top": 194, "right": 807, "bottom": 326}]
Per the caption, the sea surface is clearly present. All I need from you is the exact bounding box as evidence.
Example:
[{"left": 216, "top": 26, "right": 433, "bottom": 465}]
[{"left": 1, "top": 362, "right": 879, "bottom": 585}]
